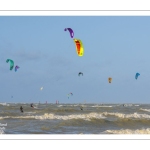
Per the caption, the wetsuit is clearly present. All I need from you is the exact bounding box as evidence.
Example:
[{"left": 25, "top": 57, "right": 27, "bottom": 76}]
[
  {"left": 20, "top": 106, "right": 23, "bottom": 113},
  {"left": 80, "top": 107, "right": 83, "bottom": 111},
  {"left": 30, "top": 103, "right": 34, "bottom": 108}
]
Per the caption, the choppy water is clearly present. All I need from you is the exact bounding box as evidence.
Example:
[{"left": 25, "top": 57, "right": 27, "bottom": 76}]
[{"left": 0, "top": 103, "right": 150, "bottom": 134}]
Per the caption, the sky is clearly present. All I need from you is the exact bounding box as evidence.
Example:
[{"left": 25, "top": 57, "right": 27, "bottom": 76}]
[{"left": 1, "top": 16, "right": 150, "bottom": 104}]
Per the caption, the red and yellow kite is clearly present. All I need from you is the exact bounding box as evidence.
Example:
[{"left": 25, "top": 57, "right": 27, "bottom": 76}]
[{"left": 73, "top": 39, "right": 84, "bottom": 56}]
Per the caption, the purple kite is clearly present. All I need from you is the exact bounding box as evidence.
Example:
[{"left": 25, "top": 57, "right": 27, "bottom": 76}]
[
  {"left": 15, "top": 65, "right": 20, "bottom": 72},
  {"left": 64, "top": 28, "right": 74, "bottom": 38}
]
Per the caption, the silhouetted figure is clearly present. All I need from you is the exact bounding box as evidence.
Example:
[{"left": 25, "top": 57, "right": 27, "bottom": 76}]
[
  {"left": 80, "top": 106, "right": 83, "bottom": 111},
  {"left": 20, "top": 106, "right": 23, "bottom": 113},
  {"left": 30, "top": 103, "right": 34, "bottom": 108}
]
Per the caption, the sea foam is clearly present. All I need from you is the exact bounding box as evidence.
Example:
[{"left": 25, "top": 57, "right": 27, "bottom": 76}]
[
  {"left": 0, "top": 112, "right": 106, "bottom": 121},
  {"left": 104, "top": 128, "right": 150, "bottom": 134},
  {"left": 101, "top": 112, "right": 150, "bottom": 119}
]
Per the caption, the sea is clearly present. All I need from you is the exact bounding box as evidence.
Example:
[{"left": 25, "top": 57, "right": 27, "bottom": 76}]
[{"left": 0, "top": 102, "right": 150, "bottom": 134}]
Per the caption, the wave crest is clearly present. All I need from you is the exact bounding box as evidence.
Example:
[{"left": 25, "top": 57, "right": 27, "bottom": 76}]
[{"left": 104, "top": 128, "right": 150, "bottom": 134}]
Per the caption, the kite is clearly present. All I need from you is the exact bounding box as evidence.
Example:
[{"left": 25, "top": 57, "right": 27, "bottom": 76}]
[
  {"left": 135, "top": 73, "right": 140, "bottom": 80},
  {"left": 67, "top": 94, "right": 70, "bottom": 99},
  {"left": 108, "top": 77, "right": 112, "bottom": 83},
  {"left": 78, "top": 72, "right": 83, "bottom": 76},
  {"left": 64, "top": 28, "right": 74, "bottom": 38},
  {"left": 73, "top": 39, "right": 84, "bottom": 56},
  {"left": 6, "top": 59, "right": 14, "bottom": 70},
  {"left": 15, "top": 65, "right": 20, "bottom": 72},
  {"left": 67, "top": 92, "right": 73, "bottom": 99}
]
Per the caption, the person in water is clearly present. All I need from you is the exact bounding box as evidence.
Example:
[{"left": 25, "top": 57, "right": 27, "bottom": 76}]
[
  {"left": 30, "top": 103, "right": 34, "bottom": 108},
  {"left": 20, "top": 106, "right": 23, "bottom": 113},
  {"left": 80, "top": 106, "right": 83, "bottom": 111}
]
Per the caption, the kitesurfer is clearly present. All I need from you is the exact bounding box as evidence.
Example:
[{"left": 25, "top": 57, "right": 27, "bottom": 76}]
[
  {"left": 80, "top": 106, "right": 83, "bottom": 111},
  {"left": 30, "top": 103, "right": 34, "bottom": 108},
  {"left": 20, "top": 106, "right": 23, "bottom": 113}
]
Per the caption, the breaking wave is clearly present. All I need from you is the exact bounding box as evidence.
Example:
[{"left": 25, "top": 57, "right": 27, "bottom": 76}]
[
  {"left": 0, "top": 112, "right": 106, "bottom": 121},
  {"left": 102, "top": 112, "right": 150, "bottom": 119},
  {"left": 1, "top": 111, "right": 150, "bottom": 120},
  {"left": 104, "top": 128, "right": 150, "bottom": 134},
  {"left": 91, "top": 105, "right": 112, "bottom": 108},
  {"left": 140, "top": 108, "right": 150, "bottom": 112},
  {"left": 0, "top": 103, "right": 10, "bottom": 106}
]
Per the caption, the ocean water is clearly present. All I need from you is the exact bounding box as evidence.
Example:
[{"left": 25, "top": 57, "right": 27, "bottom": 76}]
[{"left": 0, "top": 103, "right": 150, "bottom": 134}]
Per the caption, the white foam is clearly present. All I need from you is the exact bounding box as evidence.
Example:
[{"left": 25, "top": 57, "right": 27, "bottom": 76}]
[
  {"left": 140, "top": 108, "right": 150, "bottom": 112},
  {"left": 0, "top": 116, "right": 35, "bottom": 119},
  {"left": 123, "top": 104, "right": 133, "bottom": 107},
  {"left": 91, "top": 105, "right": 112, "bottom": 108},
  {"left": 1, "top": 111, "right": 149, "bottom": 121},
  {"left": 35, "top": 113, "right": 106, "bottom": 121},
  {"left": 0, "top": 103, "right": 10, "bottom": 106},
  {"left": 0, "top": 113, "right": 106, "bottom": 121},
  {"left": 57, "top": 105, "right": 63, "bottom": 107},
  {"left": 104, "top": 128, "right": 150, "bottom": 134},
  {"left": 99, "top": 106, "right": 112, "bottom": 107},
  {"left": 102, "top": 112, "right": 150, "bottom": 119},
  {"left": 57, "top": 104, "right": 80, "bottom": 107},
  {"left": 0, "top": 128, "right": 5, "bottom": 134}
]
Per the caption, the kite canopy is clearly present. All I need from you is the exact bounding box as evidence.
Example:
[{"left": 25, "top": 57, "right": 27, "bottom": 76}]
[
  {"left": 15, "top": 65, "right": 20, "bottom": 72},
  {"left": 67, "top": 94, "right": 70, "bottom": 99},
  {"left": 40, "top": 87, "right": 43, "bottom": 90},
  {"left": 135, "top": 73, "right": 140, "bottom": 80},
  {"left": 64, "top": 28, "right": 74, "bottom": 38},
  {"left": 6, "top": 59, "right": 14, "bottom": 70},
  {"left": 73, "top": 39, "right": 84, "bottom": 56},
  {"left": 67, "top": 92, "right": 73, "bottom": 99},
  {"left": 108, "top": 77, "right": 112, "bottom": 83},
  {"left": 78, "top": 72, "right": 83, "bottom": 76}
]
